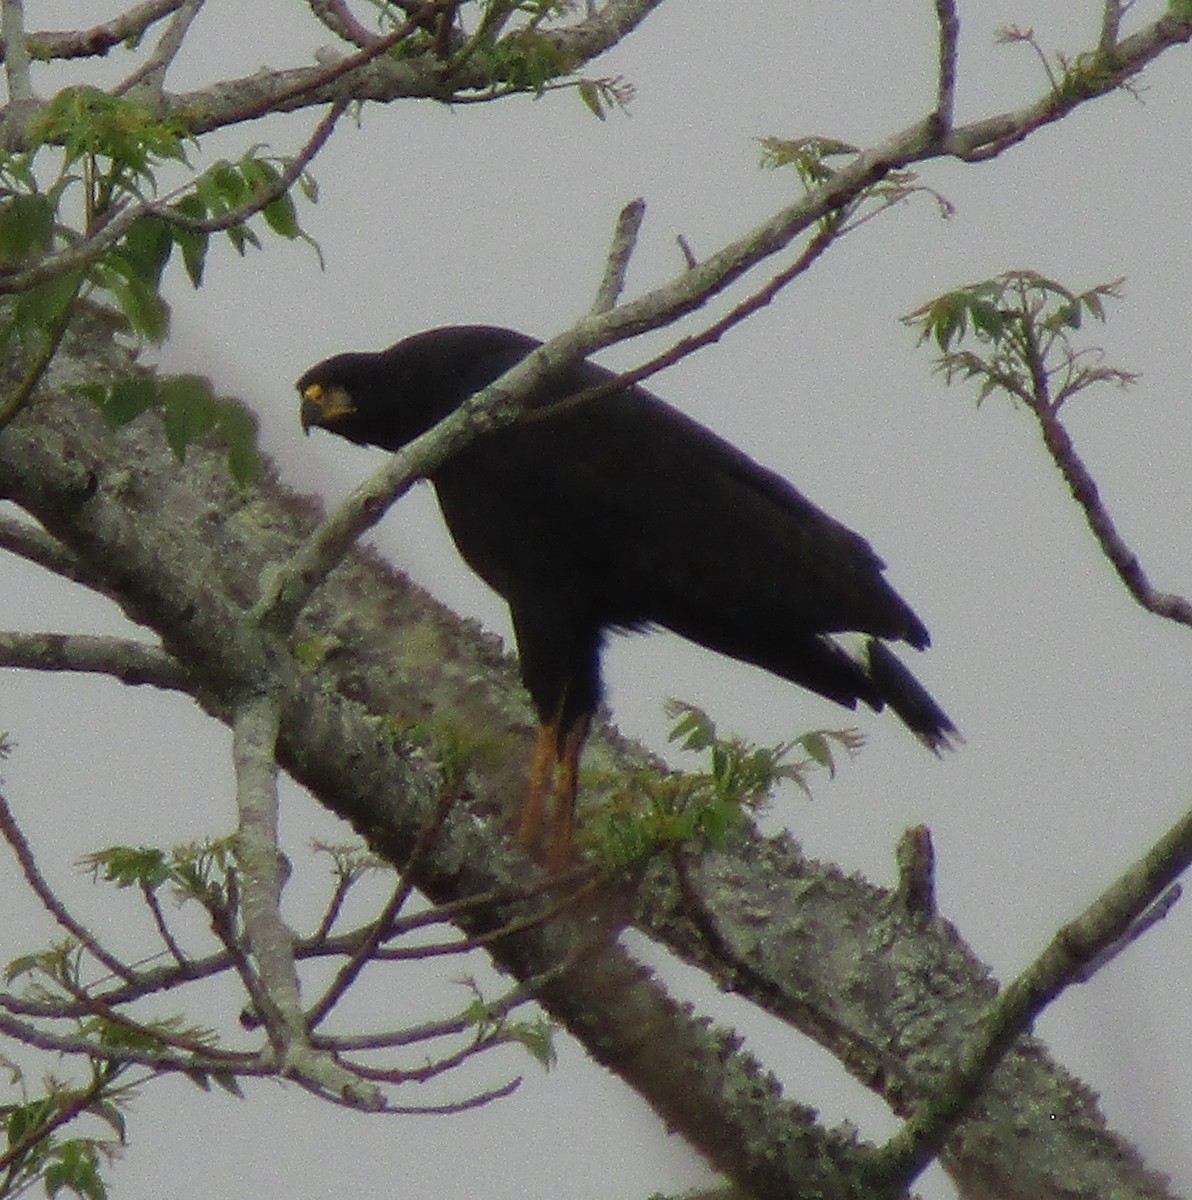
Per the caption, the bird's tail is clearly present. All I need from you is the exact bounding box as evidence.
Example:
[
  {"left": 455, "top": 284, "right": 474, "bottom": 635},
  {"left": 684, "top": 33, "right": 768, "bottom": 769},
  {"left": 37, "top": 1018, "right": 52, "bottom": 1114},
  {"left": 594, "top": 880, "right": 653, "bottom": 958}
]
[{"left": 866, "top": 639, "right": 961, "bottom": 755}]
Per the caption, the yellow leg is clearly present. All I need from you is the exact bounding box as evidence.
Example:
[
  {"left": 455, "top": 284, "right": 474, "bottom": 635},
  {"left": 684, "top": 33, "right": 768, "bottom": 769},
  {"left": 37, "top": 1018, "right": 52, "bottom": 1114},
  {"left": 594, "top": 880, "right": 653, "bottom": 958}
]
[
  {"left": 515, "top": 720, "right": 558, "bottom": 852},
  {"left": 545, "top": 715, "right": 589, "bottom": 871}
]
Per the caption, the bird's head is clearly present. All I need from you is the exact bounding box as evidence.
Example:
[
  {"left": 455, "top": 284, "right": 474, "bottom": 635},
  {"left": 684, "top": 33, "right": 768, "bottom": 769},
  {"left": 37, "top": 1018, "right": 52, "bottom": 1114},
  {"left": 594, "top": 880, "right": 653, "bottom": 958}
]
[
  {"left": 296, "top": 351, "right": 375, "bottom": 443},
  {"left": 296, "top": 327, "right": 545, "bottom": 453}
]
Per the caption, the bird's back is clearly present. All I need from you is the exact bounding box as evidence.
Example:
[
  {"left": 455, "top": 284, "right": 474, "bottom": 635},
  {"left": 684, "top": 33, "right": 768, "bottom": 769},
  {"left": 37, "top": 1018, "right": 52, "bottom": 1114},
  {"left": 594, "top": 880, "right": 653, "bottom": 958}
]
[{"left": 430, "top": 345, "right": 930, "bottom": 655}]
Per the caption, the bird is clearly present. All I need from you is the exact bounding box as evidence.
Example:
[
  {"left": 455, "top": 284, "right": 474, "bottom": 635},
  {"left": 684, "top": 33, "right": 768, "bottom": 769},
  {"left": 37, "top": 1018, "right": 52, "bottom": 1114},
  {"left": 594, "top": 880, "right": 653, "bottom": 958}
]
[{"left": 297, "top": 325, "right": 958, "bottom": 867}]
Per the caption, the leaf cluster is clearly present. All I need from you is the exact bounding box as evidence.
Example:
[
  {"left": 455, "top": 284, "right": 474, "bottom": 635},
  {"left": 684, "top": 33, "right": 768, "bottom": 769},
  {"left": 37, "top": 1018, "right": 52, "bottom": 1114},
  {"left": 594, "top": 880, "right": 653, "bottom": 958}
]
[
  {"left": 585, "top": 700, "right": 863, "bottom": 871},
  {"left": 1, "top": 1069, "right": 126, "bottom": 1200},
  {"left": 758, "top": 135, "right": 862, "bottom": 189},
  {"left": 80, "top": 837, "right": 237, "bottom": 904},
  {"left": 0, "top": 87, "right": 319, "bottom": 457},
  {"left": 74, "top": 373, "right": 260, "bottom": 484},
  {"left": 904, "top": 271, "right": 1136, "bottom": 409}
]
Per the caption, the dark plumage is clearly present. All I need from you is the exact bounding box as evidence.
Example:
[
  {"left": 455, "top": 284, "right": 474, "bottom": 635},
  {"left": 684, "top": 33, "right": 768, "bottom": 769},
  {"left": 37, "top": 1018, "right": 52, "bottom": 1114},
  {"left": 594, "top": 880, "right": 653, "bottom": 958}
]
[{"left": 298, "top": 326, "right": 957, "bottom": 864}]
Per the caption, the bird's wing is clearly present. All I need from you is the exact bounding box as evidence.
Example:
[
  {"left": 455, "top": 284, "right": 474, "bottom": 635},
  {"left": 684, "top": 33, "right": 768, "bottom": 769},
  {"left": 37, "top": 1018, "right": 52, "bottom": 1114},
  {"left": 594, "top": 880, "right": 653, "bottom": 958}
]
[{"left": 449, "top": 382, "right": 930, "bottom": 649}]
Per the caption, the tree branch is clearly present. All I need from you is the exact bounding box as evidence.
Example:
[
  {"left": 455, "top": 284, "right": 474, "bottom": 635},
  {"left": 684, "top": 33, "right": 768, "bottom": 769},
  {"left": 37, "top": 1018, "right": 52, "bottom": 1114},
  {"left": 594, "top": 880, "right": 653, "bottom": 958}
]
[
  {"left": 0, "top": 102, "right": 346, "bottom": 297},
  {"left": 0, "top": 1, "right": 190, "bottom": 63},
  {"left": 1027, "top": 392, "right": 1192, "bottom": 626},
  {"left": 0, "top": 630, "right": 192, "bottom": 690},
  {"left": 0, "top": 789, "right": 136, "bottom": 984},
  {"left": 307, "top": 0, "right": 381, "bottom": 49},
  {"left": 0, "top": 0, "right": 33, "bottom": 110},
  {"left": 0, "top": 513, "right": 96, "bottom": 588},
  {"left": 116, "top": 0, "right": 206, "bottom": 99},
  {"left": 867, "top": 801, "right": 1192, "bottom": 1190},
  {"left": 590, "top": 197, "right": 646, "bottom": 314},
  {"left": 231, "top": 689, "right": 384, "bottom": 1110},
  {"left": 932, "top": 0, "right": 959, "bottom": 131}
]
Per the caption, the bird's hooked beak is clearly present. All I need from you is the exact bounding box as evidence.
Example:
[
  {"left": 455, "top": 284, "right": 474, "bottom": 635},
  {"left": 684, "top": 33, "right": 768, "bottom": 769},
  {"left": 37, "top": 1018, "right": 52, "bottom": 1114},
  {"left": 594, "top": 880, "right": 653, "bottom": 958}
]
[{"left": 300, "top": 382, "right": 356, "bottom": 434}]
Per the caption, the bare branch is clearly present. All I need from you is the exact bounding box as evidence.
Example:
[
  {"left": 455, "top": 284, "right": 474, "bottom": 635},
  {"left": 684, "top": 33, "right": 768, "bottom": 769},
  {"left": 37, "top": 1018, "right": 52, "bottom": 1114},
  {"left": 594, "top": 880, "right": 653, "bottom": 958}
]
[
  {"left": 116, "top": 0, "right": 206, "bottom": 99},
  {"left": 142, "top": 883, "right": 190, "bottom": 966},
  {"left": 1024, "top": 373, "right": 1192, "bottom": 627},
  {"left": 948, "top": 13, "right": 1192, "bottom": 161},
  {"left": 590, "top": 198, "right": 646, "bottom": 314},
  {"left": 932, "top": 0, "right": 959, "bottom": 131},
  {"left": 0, "top": 1, "right": 190, "bottom": 62},
  {"left": 0, "top": 513, "right": 95, "bottom": 588},
  {"left": 0, "top": 630, "right": 192, "bottom": 691},
  {"left": 308, "top": 1, "right": 380, "bottom": 47},
  {"left": 232, "top": 691, "right": 385, "bottom": 1109}
]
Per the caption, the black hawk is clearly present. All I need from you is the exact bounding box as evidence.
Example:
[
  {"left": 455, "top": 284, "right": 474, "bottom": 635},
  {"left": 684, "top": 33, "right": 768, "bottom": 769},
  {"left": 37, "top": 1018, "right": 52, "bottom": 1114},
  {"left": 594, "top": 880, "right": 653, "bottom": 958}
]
[{"left": 298, "top": 326, "right": 957, "bottom": 865}]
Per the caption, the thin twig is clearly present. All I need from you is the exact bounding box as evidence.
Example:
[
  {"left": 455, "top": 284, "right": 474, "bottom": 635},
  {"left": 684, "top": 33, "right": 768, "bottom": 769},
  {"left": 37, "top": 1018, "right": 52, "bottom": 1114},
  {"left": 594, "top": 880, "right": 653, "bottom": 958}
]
[
  {"left": 154, "top": 100, "right": 346, "bottom": 235},
  {"left": 0, "top": 514, "right": 99, "bottom": 589},
  {"left": 0, "top": 789, "right": 137, "bottom": 983},
  {"left": 0, "top": 1065, "right": 117, "bottom": 1178},
  {"left": 308, "top": 0, "right": 381, "bottom": 48},
  {"left": 0, "top": 1, "right": 188, "bottom": 62},
  {"left": 306, "top": 779, "right": 456, "bottom": 1029},
  {"left": 142, "top": 884, "right": 189, "bottom": 967},
  {"left": 115, "top": 0, "right": 205, "bottom": 97},
  {"left": 1017, "top": 320, "right": 1192, "bottom": 627},
  {"left": 0, "top": 101, "right": 344, "bottom": 297},
  {"left": 521, "top": 210, "right": 849, "bottom": 425}
]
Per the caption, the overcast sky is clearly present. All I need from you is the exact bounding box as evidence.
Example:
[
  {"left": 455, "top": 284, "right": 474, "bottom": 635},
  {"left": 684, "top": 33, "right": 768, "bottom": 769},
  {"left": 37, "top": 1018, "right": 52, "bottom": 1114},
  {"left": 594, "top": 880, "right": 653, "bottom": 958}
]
[{"left": 4, "top": 2, "right": 1192, "bottom": 1197}]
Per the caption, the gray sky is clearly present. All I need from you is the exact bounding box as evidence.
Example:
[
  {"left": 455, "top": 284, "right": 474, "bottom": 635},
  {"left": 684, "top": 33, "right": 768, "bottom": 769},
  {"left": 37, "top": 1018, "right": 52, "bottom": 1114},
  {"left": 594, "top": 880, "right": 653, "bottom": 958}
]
[{"left": 4, "top": 2, "right": 1191, "bottom": 1196}]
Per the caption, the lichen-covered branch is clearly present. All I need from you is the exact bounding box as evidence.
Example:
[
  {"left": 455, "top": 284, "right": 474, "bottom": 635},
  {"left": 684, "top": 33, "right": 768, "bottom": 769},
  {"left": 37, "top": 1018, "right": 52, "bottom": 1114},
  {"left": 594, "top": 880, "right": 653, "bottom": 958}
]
[
  {"left": 232, "top": 689, "right": 385, "bottom": 1109},
  {"left": 0, "top": 0, "right": 31, "bottom": 110},
  {"left": 0, "top": 323, "right": 1176, "bottom": 1198},
  {"left": 0, "top": 630, "right": 191, "bottom": 690},
  {"left": 867, "top": 801, "right": 1192, "bottom": 1190}
]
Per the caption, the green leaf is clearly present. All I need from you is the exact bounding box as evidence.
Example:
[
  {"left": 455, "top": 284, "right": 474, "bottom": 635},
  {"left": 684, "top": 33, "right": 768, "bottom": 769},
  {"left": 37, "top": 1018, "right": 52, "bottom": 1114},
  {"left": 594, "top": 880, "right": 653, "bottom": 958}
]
[
  {"left": 44, "top": 1138, "right": 105, "bottom": 1200},
  {"left": 86, "top": 1099, "right": 127, "bottom": 1143},
  {"left": 160, "top": 374, "right": 217, "bottom": 460},
  {"left": 215, "top": 400, "right": 261, "bottom": 484},
  {"left": 175, "top": 228, "right": 208, "bottom": 288},
  {"left": 577, "top": 79, "right": 606, "bottom": 120},
  {"left": 91, "top": 253, "right": 170, "bottom": 342},
  {"left": 506, "top": 1017, "right": 556, "bottom": 1069},
  {"left": 101, "top": 376, "right": 157, "bottom": 428},
  {"left": 10, "top": 270, "right": 82, "bottom": 337},
  {"left": 120, "top": 216, "right": 173, "bottom": 288},
  {"left": 224, "top": 222, "right": 261, "bottom": 256},
  {"left": 210, "top": 1072, "right": 245, "bottom": 1099},
  {"left": 6, "top": 952, "right": 45, "bottom": 984},
  {"left": 261, "top": 192, "right": 299, "bottom": 238},
  {"left": 0, "top": 193, "right": 54, "bottom": 264},
  {"left": 664, "top": 698, "right": 717, "bottom": 752},
  {"left": 82, "top": 844, "right": 170, "bottom": 889}
]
